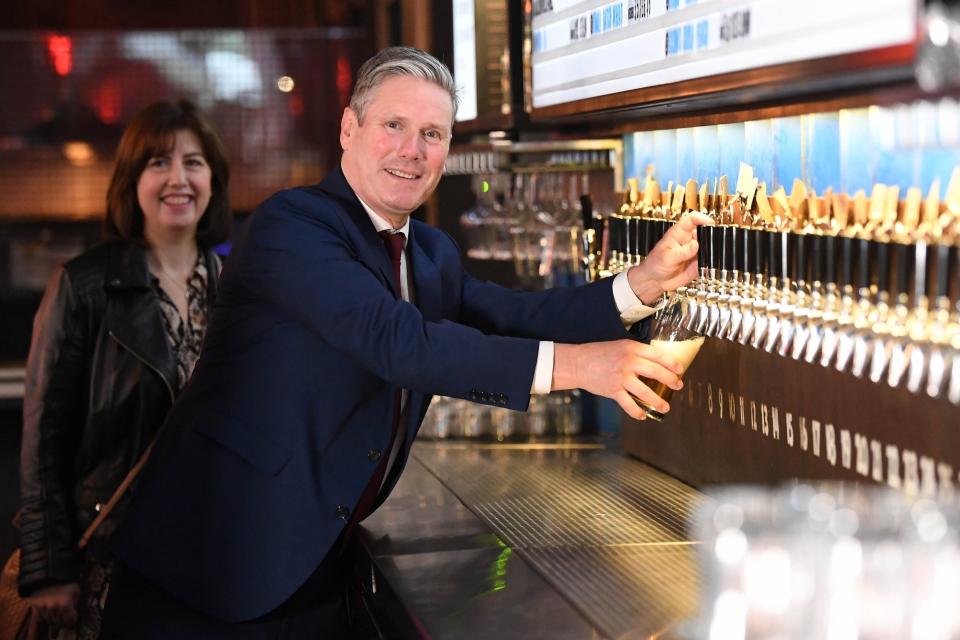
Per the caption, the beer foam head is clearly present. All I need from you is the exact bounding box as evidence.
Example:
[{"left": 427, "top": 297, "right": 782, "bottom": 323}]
[{"left": 651, "top": 336, "right": 705, "bottom": 372}]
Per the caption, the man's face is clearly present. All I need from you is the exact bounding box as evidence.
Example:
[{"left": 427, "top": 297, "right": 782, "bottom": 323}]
[{"left": 340, "top": 75, "right": 453, "bottom": 224}]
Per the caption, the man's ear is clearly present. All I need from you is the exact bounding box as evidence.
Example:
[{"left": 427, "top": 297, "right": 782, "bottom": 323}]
[{"left": 340, "top": 108, "right": 358, "bottom": 150}]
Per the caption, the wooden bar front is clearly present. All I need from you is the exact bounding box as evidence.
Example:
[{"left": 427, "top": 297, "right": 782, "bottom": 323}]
[{"left": 622, "top": 338, "right": 960, "bottom": 497}]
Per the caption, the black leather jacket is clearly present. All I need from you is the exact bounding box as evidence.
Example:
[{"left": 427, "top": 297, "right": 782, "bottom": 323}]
[{"left": 18, "top": 240, "right": 220, "bottom": 595}]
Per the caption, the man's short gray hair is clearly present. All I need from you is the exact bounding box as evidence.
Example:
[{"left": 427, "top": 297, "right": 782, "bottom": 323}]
[{"left": 349, "top": 46, "right": 459, "bottom": 124}]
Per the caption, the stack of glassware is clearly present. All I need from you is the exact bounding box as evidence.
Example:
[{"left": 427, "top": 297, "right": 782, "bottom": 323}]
[
  {"left": 689, "top": 483, "right": 960, "bottom": 639},
  {"left": 417, "top": 390, "right": 582, "bottom": 441}
]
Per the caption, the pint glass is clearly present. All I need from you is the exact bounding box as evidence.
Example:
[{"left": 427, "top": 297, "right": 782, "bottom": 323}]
[{"left": 634, "top": 300, "right": 705, "bottom": 421}]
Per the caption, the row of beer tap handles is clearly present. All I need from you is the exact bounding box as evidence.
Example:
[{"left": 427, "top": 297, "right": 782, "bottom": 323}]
[{"left": 592, "top": 163, "right": 960, "bottom": 403}]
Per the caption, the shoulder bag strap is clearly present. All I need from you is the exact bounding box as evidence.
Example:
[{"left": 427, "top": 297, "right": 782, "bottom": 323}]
[{"left": 76, "top": 438, "right": 157, "bottom": 551}]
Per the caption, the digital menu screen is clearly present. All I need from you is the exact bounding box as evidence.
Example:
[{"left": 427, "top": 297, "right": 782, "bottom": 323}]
[
  {"left": 530, "top": 0, "right": 916, "bottom": 109},
  {"left": 453, "top": 0, "right": 479, "bottom": 122}
]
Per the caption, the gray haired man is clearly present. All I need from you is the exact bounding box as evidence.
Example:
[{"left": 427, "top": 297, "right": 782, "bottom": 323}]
[{"left": 102, "top": 46, "right": 709, "bottom": 638}]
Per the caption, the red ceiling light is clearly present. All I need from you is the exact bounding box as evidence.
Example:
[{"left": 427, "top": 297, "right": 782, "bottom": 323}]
[
  {"left": 93, "top": 80, "right": 123, "bottom": 124},
  {"left": 336, "top": 55, "right": 352, "bottom": 109},
  {"left": 47, "top": 34, "right": 73, "bottom": 77}
]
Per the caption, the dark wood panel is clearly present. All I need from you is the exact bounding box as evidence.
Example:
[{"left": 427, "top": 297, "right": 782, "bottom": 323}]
[{"left": 623, "top": 338, "right": 960, "bottom": 497}]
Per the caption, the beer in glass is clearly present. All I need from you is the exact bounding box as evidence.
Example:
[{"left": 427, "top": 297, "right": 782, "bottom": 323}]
[{"left": 634, "top": 300, "right": 705, "bottom": 421}]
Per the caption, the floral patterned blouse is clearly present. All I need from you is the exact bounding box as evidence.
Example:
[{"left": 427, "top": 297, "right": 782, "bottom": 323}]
[{"left": 150, "top": 254, "right": 214, "bottom": 390}]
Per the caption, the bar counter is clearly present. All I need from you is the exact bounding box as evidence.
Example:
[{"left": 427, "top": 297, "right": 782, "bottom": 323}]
[{"left": 354, "top": 438, "right": 707, "bottom": 639}]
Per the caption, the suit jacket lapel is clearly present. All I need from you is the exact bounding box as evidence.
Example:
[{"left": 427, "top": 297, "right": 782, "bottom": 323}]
[
  {"left": 315, "top": 169, "right": 399, "bottom": 299},
  {"left": 406, "top": 226, "right": 441, "bottom": 322},
  {"left": 317, "top": 169, "right": 443, "bottom": 477},
  {"left": 398, "top": 225, "right": 444, "bottom": 465}
]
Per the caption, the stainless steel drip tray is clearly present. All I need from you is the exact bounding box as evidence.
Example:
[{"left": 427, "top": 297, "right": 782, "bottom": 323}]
[{"left": 358, "top": 440, "right": 706, "bottom": 640}]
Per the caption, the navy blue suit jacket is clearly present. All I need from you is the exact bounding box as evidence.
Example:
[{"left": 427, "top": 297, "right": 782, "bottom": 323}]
[{"left": 111, "top": 168, "right": 640, "bottom": 621}]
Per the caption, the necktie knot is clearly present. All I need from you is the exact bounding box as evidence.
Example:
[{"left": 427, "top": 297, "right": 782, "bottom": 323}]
[{"left": 379, "top": 230, "right": 405, "bottom": 264}]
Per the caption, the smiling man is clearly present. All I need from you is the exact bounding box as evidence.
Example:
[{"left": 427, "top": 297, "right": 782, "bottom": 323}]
[
  {"left": 101, "top": 47, "right": 710, "bottom": 638},
  {"left": 340, "top": 73, "right": 451, "bottom": 226}
]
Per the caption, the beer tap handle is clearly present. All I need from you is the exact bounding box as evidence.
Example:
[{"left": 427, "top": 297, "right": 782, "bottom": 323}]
[
  {"left": 617, "top": 216, "right": 629, "bottom": 260},
  {"left": 732, "top": 226, "right": 745, "bottom": 274},
  {"left": 823, "top": 235, "right": 838, "bottom": 288},
  {"left": 919, "top": 240, "right": 935, "bottom": 306},
  {"left": 641, "top": 217, "right": 650, "bottom": 261},
  {"left": 932, "top": 243, "right": 950, "bottom": 303},
  {"left": 645, "top": 219, "right": 656, "bottom": 257},
  {"left": 855, "top": 238, "right": 871, "bottom": 293},
  {"left": 794, "top": 233, "right": 808, "bottom": 287},
  {"left": 640, "top": 217, "right": 649, "bottom": 262},
  {"left": 696, "top": 224, "right": 707, "bottom": 275},
  {"left": 811, "top": 234, "right": 826, "bottom": 286},
  {"left": 635, "top": 217, "right": 646, "bottom": 261},
  {"left": 913, "top": 241, "right": 928, "bottom": 308},
  {"left": 722, "top": 226, "right": 734, "bottom": 273},
  {"left": 608, "top": 215, "right": 618, "bottom": 261},
  {"left": 695, "top": 226, "right": 710, "bottom": 270},
  {"left": 743, "top": 228, "right": 753, "bottom": 276},
  {"left": 623, "top": 216, "right": 636, "bottom": 263},
  {"left": 754, "top": 228, "right": 768, "bottom": 279},
  {"left": 891, "top": 242, "right": 913, "bottom": 302},
  {"left": 635, "top": 217, "right": 643, "bottom": 259},
  {"left": 839, "top": 236, "right": 854, "bottom": 290},
  {"left": 947, "top": 244, "right": 959, "bottom": 307},
  {"left": 779, "top": 231, "right": 790, "bottom": 283},
  {"left": 637, "top": 217, "right": 648, "bottom": 262},
  {"left": 768, "top": 230, "right": 782, "bottom": 281},
  {"left": 712, "top": 225, "right": 724, "bottom": 272},
  {"left": 872, "top": 240, "right": 890, "bottom": 297},
  {"left": 614, "top": 215, "right": 625, "bottom": 262}
]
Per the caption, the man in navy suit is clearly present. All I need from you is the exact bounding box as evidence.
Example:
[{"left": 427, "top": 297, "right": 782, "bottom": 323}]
[{"left": 102, "top": 47, "right": 710, "bottom": 637}]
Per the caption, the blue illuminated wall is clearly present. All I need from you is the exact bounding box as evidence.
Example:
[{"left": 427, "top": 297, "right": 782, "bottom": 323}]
[{"left": 623, "top": 98, "right": 960, "bottom": 195}]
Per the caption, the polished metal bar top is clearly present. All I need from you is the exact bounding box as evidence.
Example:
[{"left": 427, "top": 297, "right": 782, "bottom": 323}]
[{"left": 358, "top": 440, "right": 707, "bottom": 640}]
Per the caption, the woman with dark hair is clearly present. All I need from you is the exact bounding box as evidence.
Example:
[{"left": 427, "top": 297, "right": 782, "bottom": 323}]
[{"left": 16, "top": 99, "right": 231, "bottom": 638}]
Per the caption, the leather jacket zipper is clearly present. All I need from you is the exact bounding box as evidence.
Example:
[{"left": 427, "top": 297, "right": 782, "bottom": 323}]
[{"left": 108, "top": 331, "right": 175, "bottom": 404}]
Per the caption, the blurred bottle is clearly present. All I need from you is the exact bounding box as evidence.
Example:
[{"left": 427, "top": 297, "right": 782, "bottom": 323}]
[
  {"left": 549, "top": 390, "right": 582, "bottom": 436},
  {"left": 460, "top": 174, "right": 495, "bottom": 260}
]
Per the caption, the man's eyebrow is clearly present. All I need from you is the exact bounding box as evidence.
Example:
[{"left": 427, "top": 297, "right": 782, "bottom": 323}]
[{"left": 382, "top": 113, "right": 448, "bottom": 131}]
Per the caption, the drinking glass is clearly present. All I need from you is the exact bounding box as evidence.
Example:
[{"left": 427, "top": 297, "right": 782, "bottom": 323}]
[{"left": 634, "top": 299, "right": 706, "bottom": 421}]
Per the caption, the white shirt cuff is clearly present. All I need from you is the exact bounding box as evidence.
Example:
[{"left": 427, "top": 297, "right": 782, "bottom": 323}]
[
  {"left": 530, "top": 341, "right": 554, "bottom": 395},
  {"left": 612, "top": 270, "right": 661, "bottom": 327}
]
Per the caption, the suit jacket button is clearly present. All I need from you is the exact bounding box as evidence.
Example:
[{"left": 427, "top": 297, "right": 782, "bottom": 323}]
[
  {"left": 368, "top": 449, "right": 382, "bottom": 461},
  {"left": 335, "top": 505, "right": 350, "bottom": 520}
]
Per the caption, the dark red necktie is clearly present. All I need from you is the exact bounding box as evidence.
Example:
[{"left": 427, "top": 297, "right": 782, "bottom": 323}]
[
  {"left": 344, "top": 231, "right": 406, "bottom": 533},
  {"left": 380, "top": 230, "right": 405, "bottom": 298}
]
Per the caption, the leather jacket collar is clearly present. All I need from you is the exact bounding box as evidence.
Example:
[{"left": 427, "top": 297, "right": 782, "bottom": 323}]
[
  {"left": 104, "top": 240, "right": 220, "bottom": 301},
  {"left": 103, "top": 241, "right": 221, "bottom": 397}
]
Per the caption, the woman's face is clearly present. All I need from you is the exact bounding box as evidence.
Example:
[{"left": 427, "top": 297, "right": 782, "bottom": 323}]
[{"left": 137, "top": 129, "right": 212, "bottom": 241}]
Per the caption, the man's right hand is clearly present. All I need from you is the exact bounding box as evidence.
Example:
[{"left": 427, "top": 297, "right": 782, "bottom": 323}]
[
  {"left": 552, "top": 340, "right": 683, "bottom": 420},
  {"left": 26, "top": 582, "right": 80, "bottom": 628}
]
